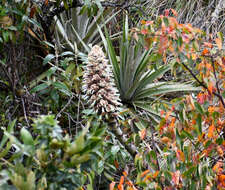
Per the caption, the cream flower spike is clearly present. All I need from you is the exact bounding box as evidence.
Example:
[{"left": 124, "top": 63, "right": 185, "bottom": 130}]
[{"left": 82, "top": 45, "right": 121, "bottom": 115}]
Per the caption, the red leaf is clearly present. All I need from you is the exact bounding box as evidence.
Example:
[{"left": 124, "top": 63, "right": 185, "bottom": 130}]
[
  {"left": 165, "top": 9, "right": 170, "bottom": 17},
  {"left": 172, "top": 170, "right": 181, "bottom": 186},
  {"left": 197, "top": 93, "right": 207, "bottom": 104},
  {"left": 159, "top": 35, "right": 168, "bottom": 54},
  {"left": 30, "top": 7, "right": 36, "bottom": 18},
  {"left": 141, "top": 29, "right": 148, "bottom": 35}
]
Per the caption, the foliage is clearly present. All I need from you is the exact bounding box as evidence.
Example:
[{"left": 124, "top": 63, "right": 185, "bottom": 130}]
[
  {"left": 99, "top": 13, "right": 200, "bottom": 123},
  {"left": 54, "top": 6, "right": 120, "bottom": 53},
  {"left": 0, "top": 114, "right": 106, "bottom": 189},
  {"left": 0, "top": 1, "right": 225, "bottom": 190},
  {"left": 0, "top": 0, "right": 41, "bottom": 45},
  {"left": 110, "top": 9, "right": 225, "bottom": 190}
]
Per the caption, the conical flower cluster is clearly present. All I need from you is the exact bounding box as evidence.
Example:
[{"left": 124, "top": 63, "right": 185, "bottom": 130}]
[{"left": 82, "top": 45, "right": 121, "bottom": 115}]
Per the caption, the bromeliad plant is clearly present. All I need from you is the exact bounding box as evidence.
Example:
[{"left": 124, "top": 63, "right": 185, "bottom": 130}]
[
  {"left": 98, "top": 13, "right": 200, "bottom": 121},
  {"left": 54, "top": 6, "right": 120, "bottom": 53}
]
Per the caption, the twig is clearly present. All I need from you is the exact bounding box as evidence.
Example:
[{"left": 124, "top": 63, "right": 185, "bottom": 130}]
[
  {"left": 56, "top": 95, "right": 74, "bottom": 119},
  {"left": 180, "top": 61, "right": 225, "bottom": 108},
  {"left": 21, "top": 98, "right": 30, "bottom": 127}
]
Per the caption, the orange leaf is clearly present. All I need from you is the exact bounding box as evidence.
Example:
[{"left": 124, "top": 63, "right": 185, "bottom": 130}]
[
  {"left": 171, "top": 9, "right": 178, "bottom": 17},
  {"left": 218, "top": 175, "right": 225, "bottom": 186},
  {"left": 109, "top": 182, "right": 116, "bottom": 190},
  {"left": 215, "top": 38, "right": 222, "bottom": 50},
  {"left": 161, "top": 136, "right": 171, "bottom": 144},
  {"left": 208, "top": 124, "right": 214, "bottom": 138},
  {"left": 152, "top": 171, "right": 159, "bottom": 178},
  {"left": 141, "top": 20, "right": 146, "bottom": 25},
  {"left": 169, "top": 17, "right": 178, "bottom": 28},
  {"left": 141, "top": 170, "right": 150, "bottom": 178},
  {"left": 126, "top": 180, "right": 134, "bottom": 186},
  {"left": 118, "top": 184, "right": 124, "bottom": 190},
  {"left": 114, "top": 160, "right": 119, "bottom": 169},
  {"left": 169, "top": 117, "right": 176, "bottom": 127},
  {"left": 217, "top": 146, "right": 224, "bottom": 157},
  {"left": 213, "top": 161, "right": 223, "bottom": 173},
  {"left": 139, "top": 129, "right": 147, "bottom": 140},
  {"left": 28, "top": 28, "right": 39, "bottom": 41},
  {"left": 119, "top": 176, "right": 124, "bottom": 186},
  {"left": 202, "top": 48, "right": 209, "bottom": 56},
  {"left": 122, "top": 171, "right": 128, "bottom": 177},
  {"left": 208, "top": 82, "right": 213, "bottom": 95},
  {"left": 176, "top": 149, "right": 185, "bottom": 162},
  {"left": 208, "top": 106, "right": 215, "bottom": 113}
]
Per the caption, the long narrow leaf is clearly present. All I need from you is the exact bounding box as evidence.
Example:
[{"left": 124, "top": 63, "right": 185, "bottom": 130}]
[
  {"left": 135, "top": 83, "right": 201, "bottom": 99},
  {"left": 97, "top": 20, "right": 120, "bottom": 88},
  {"left": 134, "top": 65, "right": 170, "bottom": 97}
]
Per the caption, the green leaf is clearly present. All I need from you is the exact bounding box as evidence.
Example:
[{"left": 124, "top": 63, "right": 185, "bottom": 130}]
[
  {"left": 97, "top": 21, "right": 120, "bottom": 88},
  {"left": 43, "top": 54, "right": 55, "bottom": 65},
  {"left": 177, "top": 36, "right": 183, "bottom": 48},
  {"left": 60, "top": 51, "right": 74, "bottom": 57},
  {"left": 20, "top": 127, "right": 34, "bottom": 146},
  {"left": 30, "top": 83, "right": 49, "bottom": 93},
  {"left": 0, "top": 142, "right": 12, "bottom": 159},
  {"left": 0, "top": 119, "right": 16, "bottom": 149},
  {"left": 194, "top": 102, "right": 204, "bottom": 115},
  {"left": 50, "top": 89, "right": 59, "bottom": 104},
  {"left": 175, "top": 128, "right": 182, "bottom": 150},
  {"left": 67, "top": 133, "right": 85, "bottom": 155},
  {"left": 163, "top": 17, "right": 169, "bottom": 26},
  {"left": 135, "top": 83, "right": 200, "bottom": 99},
  {"left": 52, "top": 81, "right": 71, "bottom": 96},
  {"left": 217, "top": 31, "right": 223, "bottom": 42},
  {"left": 183, "top": 166, "right": 196, "bottom": 177},
  {"left": 196, "top": 114, "right": 202, "bottom": 134},
  {"left": 111, "top": 145, "right": 120, "bottom": 156},
  {"left": 181, "top": 131, "right": 194, "bottom": 140}
]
